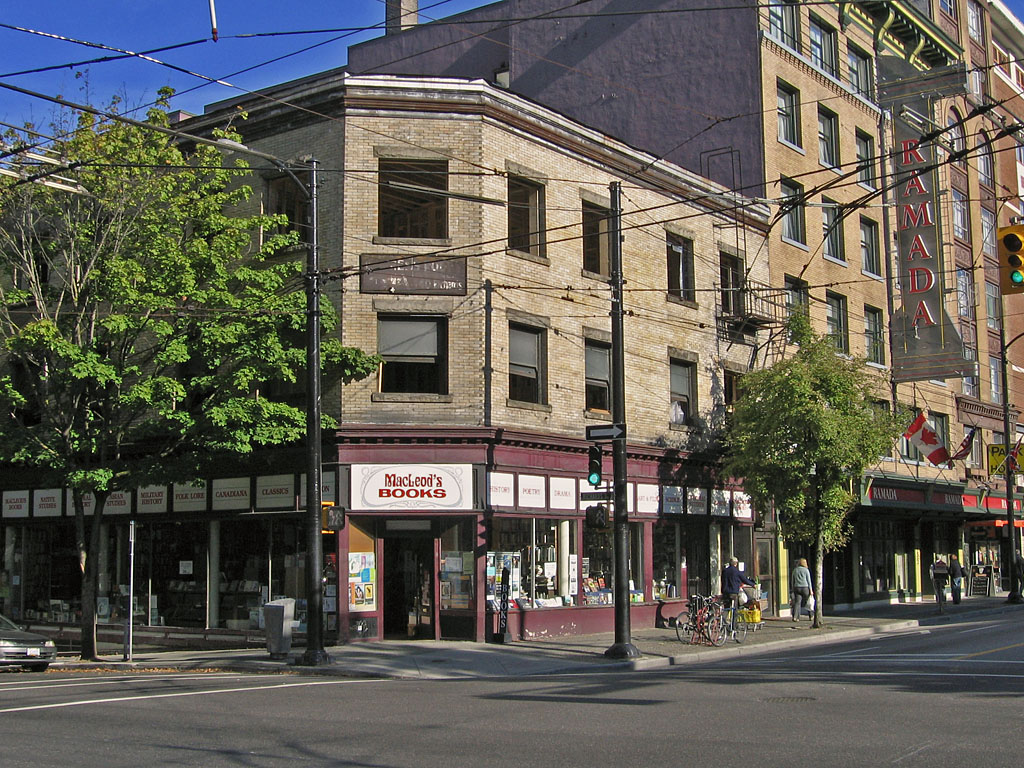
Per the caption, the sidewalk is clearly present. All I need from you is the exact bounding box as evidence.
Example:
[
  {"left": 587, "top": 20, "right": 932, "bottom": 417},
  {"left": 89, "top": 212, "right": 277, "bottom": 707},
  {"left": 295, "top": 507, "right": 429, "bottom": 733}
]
[{"left": 49, "top": 596, "right": 1021, "bottom": 680}]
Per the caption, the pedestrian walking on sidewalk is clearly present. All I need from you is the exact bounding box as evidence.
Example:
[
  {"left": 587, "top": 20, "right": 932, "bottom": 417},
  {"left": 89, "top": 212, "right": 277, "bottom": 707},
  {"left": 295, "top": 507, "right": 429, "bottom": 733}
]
[
  {"left": 949, "top": 556, "right": 965, "bottom": 605},
  {"left": 931, "top": 557, "right": 949, "bottom": 612},
  {"left": 791, "top": 558, "right": 813, "bottom": 621}
]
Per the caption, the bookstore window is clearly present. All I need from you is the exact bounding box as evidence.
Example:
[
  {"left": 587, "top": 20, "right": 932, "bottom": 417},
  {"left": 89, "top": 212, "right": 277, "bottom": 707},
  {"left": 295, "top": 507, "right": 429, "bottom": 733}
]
[
  {"left": 378, "top": 158, "right": 448, "bottom": 239},
  {"left": 667, "top": 232, "right": 695, "bottom": 302},
  {"left": 582, "top": 200, "right": 611, "bottom": 276},
  {"left": 585, "top": 339, "right": 611, "bottom": 412},
  {"left": 489, "top": 517, "right": 576, "bottom": 607},
  {"left": 582, "top": 522, "right": 643, "bottom": 604},
  {"left": 378, "top": 315, "right": 447, "bottom": 394},
  {"left": 507, "top": 175, "right": 545, "bottom": 258},
  {"left": 652, "top": 519, "right": 684, "bottom": 600},
  {"left": 440, "top": 519, "right": 475, "bottom": 611},
  {"left": 508, "top": 322, "right": 546, "bottom": 405}
]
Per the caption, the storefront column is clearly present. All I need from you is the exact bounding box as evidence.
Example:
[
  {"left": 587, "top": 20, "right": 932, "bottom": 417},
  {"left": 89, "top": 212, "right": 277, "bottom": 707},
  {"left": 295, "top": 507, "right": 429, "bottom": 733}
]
[
  {"left": 557, "top": 520, "right": 570, "bottom": 598},
  {"left": 208, "top": 520, "right": 220, "bottom": 629},
  {"left": 777, "top": 539, "right": 790, "bottom": 615},
  {"left": 710, "top": 523, "right": 722, "bottom": 594},
  {"left": 850, "top": 539, "right": 861, "bottom": 602},
  {"left": 97, "top": 523, "right": 110, "bottom": 598},
  {"left": 912, "top": 522, "right": 922, "bottom": 598}
]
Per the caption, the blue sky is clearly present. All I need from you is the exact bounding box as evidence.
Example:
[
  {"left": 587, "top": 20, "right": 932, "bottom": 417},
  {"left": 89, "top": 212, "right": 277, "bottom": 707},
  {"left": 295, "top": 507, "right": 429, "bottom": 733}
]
[
  {"left": 2, "top": 1, "right": 1024, "bottom": 131},
  {"left": 0, "top": 0, "right": 485, "bottom": 128}
]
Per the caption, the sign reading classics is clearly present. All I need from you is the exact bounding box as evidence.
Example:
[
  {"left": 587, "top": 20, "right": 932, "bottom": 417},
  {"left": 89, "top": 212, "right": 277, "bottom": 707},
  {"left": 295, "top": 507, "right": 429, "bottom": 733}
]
[
  {"left": 878, "top": 54, "right": 974, "bottom": 383},
  {"left": 351, "top": 464, "right": 473, "bottom": 510}
]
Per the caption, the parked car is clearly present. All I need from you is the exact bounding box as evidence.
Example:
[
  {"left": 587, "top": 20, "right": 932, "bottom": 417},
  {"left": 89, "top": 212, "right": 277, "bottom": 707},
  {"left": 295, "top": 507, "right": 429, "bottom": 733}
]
[{"left": 0, "top": 612, "right": 56, "bottom": 671}]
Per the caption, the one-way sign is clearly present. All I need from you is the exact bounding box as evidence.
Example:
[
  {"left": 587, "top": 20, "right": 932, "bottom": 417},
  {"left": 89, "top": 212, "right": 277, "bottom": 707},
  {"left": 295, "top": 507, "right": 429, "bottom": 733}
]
[{"left": 586, "top": 423, "right": 625, "bottom": 441}]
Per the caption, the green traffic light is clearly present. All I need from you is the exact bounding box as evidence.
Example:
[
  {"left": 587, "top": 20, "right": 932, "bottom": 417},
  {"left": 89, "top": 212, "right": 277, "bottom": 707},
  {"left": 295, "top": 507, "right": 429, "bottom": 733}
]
[
  {"left": 588, "top": 471, "right": 601, "bottom": 486},
  {"left": 1013, "top": 270, "right": 1024, "bottom": 285}
]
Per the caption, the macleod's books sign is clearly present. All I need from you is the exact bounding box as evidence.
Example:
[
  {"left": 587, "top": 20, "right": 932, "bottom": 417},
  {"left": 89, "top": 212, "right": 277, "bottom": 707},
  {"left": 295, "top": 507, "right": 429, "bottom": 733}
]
[{"left": 350, "top": 464, "right": 474, "bottom": 511}]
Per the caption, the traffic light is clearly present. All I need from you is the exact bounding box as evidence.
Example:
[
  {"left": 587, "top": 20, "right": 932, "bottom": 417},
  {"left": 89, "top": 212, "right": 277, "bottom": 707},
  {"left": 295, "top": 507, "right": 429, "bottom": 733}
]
[
  {"left": 587, "top": 444, "right": 603, "bottom": 486},
  {"left": 999, "top": 224, "right": 1024, "bottom": 295},
  {"left": 585, "top": 504, "right": 609, "bottom": 528}
]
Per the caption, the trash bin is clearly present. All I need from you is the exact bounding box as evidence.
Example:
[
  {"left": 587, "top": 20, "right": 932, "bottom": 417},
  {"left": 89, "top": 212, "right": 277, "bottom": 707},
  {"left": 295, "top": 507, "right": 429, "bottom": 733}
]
[{"left": 264, "top": 598, "right": 295, "bottom": 660}]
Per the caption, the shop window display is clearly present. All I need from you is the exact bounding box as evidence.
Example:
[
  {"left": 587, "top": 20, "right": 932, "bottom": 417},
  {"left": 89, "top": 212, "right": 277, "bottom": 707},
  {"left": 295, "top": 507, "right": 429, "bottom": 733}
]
[
  {"left": 490, "top": 516, "right": 576, "bottom": 607},
  {"left": 582, "top": 521, "right": 643, "bottom": 604},
  {"left": 440, "top": 519, "right": 475, "bottom": 610},
  {"left": 652, "top": 519, "right": 684, "bottom": 599}
]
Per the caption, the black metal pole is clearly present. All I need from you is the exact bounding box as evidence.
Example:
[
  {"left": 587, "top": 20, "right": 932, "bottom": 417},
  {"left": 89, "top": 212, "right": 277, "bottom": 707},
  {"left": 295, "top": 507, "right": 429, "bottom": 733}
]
[
  {"left": 300, "top": 157, "right": 330, "bottom": 664},
  {"left": 999, "top": 317, "right": 1022, "bottom": 603},
  {"left": 605, "top": 181, "right": 640, "bottom": 659}
]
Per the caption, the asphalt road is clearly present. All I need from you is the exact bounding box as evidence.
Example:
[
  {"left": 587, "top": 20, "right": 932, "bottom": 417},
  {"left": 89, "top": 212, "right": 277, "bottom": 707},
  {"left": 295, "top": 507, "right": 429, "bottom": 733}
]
[{"left": 2, "top": 611, "right": 1021, "bottom": 767}]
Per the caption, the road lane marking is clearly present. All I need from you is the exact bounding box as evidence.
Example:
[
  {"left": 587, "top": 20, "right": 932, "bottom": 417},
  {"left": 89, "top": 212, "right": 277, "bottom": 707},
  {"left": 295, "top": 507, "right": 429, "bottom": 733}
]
[
  {"left": 0, "top": 673, "right": 275, "bottom": 693},
  {"left": 956, "top": 641, "right": 1024, "bottom": 659},
  {"left": 0, "top": 678, "right": 381, "bottom": 714}
]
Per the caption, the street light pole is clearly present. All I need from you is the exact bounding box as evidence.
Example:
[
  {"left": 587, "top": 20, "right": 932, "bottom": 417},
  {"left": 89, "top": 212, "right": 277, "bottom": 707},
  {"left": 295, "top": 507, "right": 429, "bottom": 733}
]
[{"left": 999, "top": 321, "right": 1023, "bottom": 604}]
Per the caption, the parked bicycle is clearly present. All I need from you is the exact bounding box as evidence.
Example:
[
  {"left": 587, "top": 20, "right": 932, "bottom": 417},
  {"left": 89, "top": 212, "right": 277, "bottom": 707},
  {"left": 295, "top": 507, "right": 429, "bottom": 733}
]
[{"left": 674, "top": 593, "right": 727, "bottom": 646}]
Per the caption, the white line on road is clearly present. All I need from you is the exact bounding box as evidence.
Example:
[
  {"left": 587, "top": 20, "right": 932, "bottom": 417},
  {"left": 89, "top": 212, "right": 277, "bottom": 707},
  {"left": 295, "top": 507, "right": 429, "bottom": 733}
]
[
  {"left": 0, "top": 672, "right": 273, "bottom": 694},
  {"left": 0, "top": 678, "right": 381, "bottom": 714}
]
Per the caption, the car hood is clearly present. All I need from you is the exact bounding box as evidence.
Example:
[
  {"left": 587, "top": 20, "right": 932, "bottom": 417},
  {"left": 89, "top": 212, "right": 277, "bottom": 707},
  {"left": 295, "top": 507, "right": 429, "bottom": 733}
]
[{"left": 0, "top": 628, "right": 49, "bottom": 644}]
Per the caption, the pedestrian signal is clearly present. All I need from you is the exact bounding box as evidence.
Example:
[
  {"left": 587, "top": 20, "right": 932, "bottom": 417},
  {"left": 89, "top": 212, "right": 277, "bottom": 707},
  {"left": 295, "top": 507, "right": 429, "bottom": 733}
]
[
  {"left": 585, "top": 504, "right": 609, "bottom": 528},
  {"left": 999, "top": 225, "right": 1024, "bottom": 295}
]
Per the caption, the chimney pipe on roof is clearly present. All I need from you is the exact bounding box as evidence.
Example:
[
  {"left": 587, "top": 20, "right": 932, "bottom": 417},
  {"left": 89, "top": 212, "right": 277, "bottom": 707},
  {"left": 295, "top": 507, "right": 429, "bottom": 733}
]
[{"left": 386, "top": 0, "right": 418, "bottom": 35}]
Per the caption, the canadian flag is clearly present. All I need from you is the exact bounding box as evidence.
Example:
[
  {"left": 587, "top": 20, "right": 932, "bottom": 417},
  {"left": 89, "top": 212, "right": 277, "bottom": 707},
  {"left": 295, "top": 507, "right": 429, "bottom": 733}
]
[{"left": 903, "top": 412, "right": 950, "bottom": 466}]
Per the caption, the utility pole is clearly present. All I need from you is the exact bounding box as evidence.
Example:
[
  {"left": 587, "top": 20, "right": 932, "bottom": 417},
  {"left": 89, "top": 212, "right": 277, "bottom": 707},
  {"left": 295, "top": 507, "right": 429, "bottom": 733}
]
[{"left": 605, "top": 181, "right": 640, "bottom": 659}]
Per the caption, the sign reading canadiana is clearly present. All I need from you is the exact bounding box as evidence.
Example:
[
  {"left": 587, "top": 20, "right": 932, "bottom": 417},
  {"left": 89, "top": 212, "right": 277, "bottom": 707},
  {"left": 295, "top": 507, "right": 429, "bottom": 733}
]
[
  {"left": 878, "top": 55, "right": 974, "bottom": 383},
  {"left": 350, "top": 464, "right": 473, "bottom": 510}
]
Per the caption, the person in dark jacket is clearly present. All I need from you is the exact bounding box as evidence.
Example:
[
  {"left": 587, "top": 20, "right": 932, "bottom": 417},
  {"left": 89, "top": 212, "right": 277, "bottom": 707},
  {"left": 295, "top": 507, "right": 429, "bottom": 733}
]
[
  {"left": 949, "top": 556, "right": 966, "bottom": 605},
  {"left": 721, "top": 557, "right": 756, "bottom": 631}
]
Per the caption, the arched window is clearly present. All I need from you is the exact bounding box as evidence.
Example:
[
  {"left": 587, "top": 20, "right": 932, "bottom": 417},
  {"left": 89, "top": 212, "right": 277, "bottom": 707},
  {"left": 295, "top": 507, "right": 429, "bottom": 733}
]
[
  {"left": 977, "top": 132, "right": 994, "bottom": 187},
  {"left": 948, "top": 109, "right": 966, "bottom": 168}
]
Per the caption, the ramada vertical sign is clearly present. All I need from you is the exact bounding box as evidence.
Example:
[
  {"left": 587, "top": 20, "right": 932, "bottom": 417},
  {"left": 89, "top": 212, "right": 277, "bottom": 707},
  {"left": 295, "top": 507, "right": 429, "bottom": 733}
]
[{"left": 879, "top": 55, "right": 974, "bottom": 383}]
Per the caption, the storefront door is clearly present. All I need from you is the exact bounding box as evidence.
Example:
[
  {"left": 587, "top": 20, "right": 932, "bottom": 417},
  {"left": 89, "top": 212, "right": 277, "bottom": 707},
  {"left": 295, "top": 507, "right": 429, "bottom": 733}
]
[{"left": 382, "top": 532, "right": 435, "bottom": 639}]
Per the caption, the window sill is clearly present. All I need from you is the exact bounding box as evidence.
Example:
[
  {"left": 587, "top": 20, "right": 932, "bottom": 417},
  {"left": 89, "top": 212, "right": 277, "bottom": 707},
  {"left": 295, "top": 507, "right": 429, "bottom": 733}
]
[
  {"left": 506, "top": 398, "right": 552, "bottom": 413},
  {"left": 777, "top": 138, "right": 805, "bottom": 155},
  {"left": 666, "top": 293, "right": 698, "bottom": 310},
  {"left": 781, "top": 236, "right": 809, "bottom": 251},
  {"left": 581, "top": 268, "right": 610, "bottom": 282},
  {"left": 668, "top": 422, "right": 694, "bottom": 432},
  {"left": 373, "top": 236, "right": 453, "bottom": 247},
  {"left": 372, "top": 392, "right": 453, "bottom": 403},
  {"left": 823, "top": 254, "right": 848, "bottom": 267},
  {"left": 584, "top": 409, "right": 612, "bottom": 420},
  {"left": 861, "top": 269, "right": 883, "bottom": 281},
  {"left": 506, "top": 248, "right": 549, "bottom": 266}
]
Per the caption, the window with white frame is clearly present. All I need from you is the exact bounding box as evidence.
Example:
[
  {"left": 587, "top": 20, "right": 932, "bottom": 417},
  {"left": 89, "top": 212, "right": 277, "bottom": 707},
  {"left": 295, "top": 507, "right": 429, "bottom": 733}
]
[
  {"left": 948, "top": 110, "right": 966, "bottom": 167},
  {"left": 809, "top": 17, "right": 838, "bottom": 77},
  {"left": 963, "top": 337, "right": 980, "bottom": 398},
  {"left": 818, "top": 108, "right": 839, "bottom": 167},
  {"left": 860, "top": 217, "right": 880, "bottom": 276},
  {"left": 780, "top": 178, "right": 806, "bottom": 245},
  {"left": 981, "top": 208, "right": 997, "bottom": 258},
  {"left": 968, "top": 0, "right": 984, "bottom": 42},
  {"left": 978, "top": 135, "right": 994, "bottom": 187},
  {"left": 986, "top": 282, "right": 1001, "bottom": 330},
  {"left": 856, "top": 131, "right": 875, "bottom": 188},
  {"left": 940, "top": 0, "right": 957, "bottom": 18},
  {"left": 864, "top": 305, "right": 885, "bottom": 365},
  {"left": 784, "top": 274, "right": 809, "bottom": 317},
  {"left": 777, "top": 82, "right": 801, "bottom": 147},
  {"left": 990, "top": 355, "right": 1003, "bottom": 403},
  {"left": 508, "top": 323, "right": 546, "bottom": 405},
  {"left": 825, "top": 291, "right": 849, "bottom": 353},
  {"left": 768, "top": 0, "right": 800, "bottom": 51},
  {"left": 585, "top": 339, "right": 611, "bottom": 412},
  {"left": 952, "top": 189, "right": 969, "bottom": 241},
  {"left": 847, "top": 45, "right": 872, "bottom": 98},
  {"left": 822, "top": 199, "right": 844, "bottom": 262},
  {"left": 667, "top": 232, "right": 695, "bottom": 303},
  {"left": 957, "top": 268, "right": 975, "bottom": 319}
]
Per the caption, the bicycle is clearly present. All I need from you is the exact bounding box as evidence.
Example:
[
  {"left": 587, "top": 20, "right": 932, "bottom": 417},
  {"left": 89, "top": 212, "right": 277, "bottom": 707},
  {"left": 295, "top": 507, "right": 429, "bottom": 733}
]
[{"left": 674, "top": 593, "right": 727, "bottom": 647}]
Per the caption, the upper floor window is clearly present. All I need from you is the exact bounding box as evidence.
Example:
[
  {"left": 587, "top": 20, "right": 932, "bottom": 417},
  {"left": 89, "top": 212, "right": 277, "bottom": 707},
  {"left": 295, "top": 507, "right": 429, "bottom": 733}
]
[
  {"left": 956, "top": 267, "right": 975, "bottom": 319},
  {"left": 968, "top": 0, "right": 983, "bottom": 41},
  {"left": 777, "top": 81, "right": 801, "bottom": 147},
  {"left": 963, "top": 338, "right": 980, "bottom": 398},
  {"left": 669, "top": 358, "right": 697, "bottom": 426},
  {"left": 585, "top": 339, "right": 611, "bottom": 412},
  {"left": 940, "top": 0, "right": 957, "bottom": 19},
  {"left": 825, "top": 291, "right": 849, "bottom": 353},
  {"left": 994, "top": 45, "right": 1010, "bottom": 73},
  {"left": 378, "top": 315, "right": 447, "bottom": 394},
  {"left": 951, "top": 189, "right": 969, "bottom": 242},
  {"left": 509, "top": 323, "right": 546, "bottom": 405},
  {"left": 768, "top": 0, "right": 800, "bottom": 51},
  {"left": 978, "top": 135, "right": 994, "bottom": 187},
  {"left": 378, "top": 158, "right": 449, "bottom": 239},
  {"left": 847, "top": 45, "right": 873, "bottom": 98},
  {"left": 1017, "top": 142, "right": 1024, "bottom": 166},
  {"left": 582, "top": 200, "right": 611, "bottom": 277},
  {"left": 864, "top": 305, "right": 885, "bottom": 365},
  {"left": 784, "top": 275, "right": 809, "bottom": 317},
  {"left": 860, "top": 217, "right": 881, "bottom": 276},
  {"left": 990, "top": 355, "right": 1003, "bottom": 403},
  {"left": 986, "top": 281, "right": 1001, "bottom": 330},
  {"left": 809, "top": 17, "right": 838, "bottom": 77},
  {"left": 818, "top": 108, "right": 839, "bottom": 168},
  {"left": 780, "top": 178, "right": 806, "bottom": 245},
  {"left": 720, "top": 252, "right": 744, "bottom": 316},
  {"left": 981, "top": 207, "right": 997, "bottom": 258},
  {"left": 667, "top": 232, "right": 696, "bottom": 303},
  {"left": 507, "top": 175, "right": 545, "bottom": 258},
  {"left": 856, "top": 131, "right": 876, "bottom": 188},
  {"left": 822, "top": 199, "right": 844, "bottom": 263},
  {"left": 266, "top": 173, "right": 311, "bottom": 238},
  {"left": 947, "top": 110, "right": 966, "bottom": 167}
]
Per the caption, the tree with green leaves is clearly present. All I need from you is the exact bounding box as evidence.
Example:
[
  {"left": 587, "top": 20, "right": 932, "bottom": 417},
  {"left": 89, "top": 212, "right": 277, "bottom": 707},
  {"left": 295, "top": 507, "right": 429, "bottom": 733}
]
[
  {"left": 724, "top": 313, "right": 903, "bottom": 627},
  {"left": 0, "top": 92, "right": 379, "bottom": 658}
]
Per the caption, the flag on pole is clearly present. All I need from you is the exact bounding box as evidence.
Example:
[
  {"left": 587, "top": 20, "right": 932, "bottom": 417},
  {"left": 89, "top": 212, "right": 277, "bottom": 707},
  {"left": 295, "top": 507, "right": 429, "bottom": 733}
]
[
  {"left": 1009, "top": 434, "right": 1024, "bottom": 472},
  {"left": 903, "top": 412, "right": 950, "bottom": 466},
  {"left": 947, "top": 427, "right": 977, "bottom": 465}
]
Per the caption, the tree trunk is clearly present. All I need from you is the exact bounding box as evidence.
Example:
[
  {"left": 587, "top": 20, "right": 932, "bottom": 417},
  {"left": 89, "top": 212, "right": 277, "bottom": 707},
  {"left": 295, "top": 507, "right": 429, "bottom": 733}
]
[
  {"left": 75, "top": 490, "right": 108, "bottom": 661},
  {"left": 812, "top": 514, "right": 825, "bottom": 629}
]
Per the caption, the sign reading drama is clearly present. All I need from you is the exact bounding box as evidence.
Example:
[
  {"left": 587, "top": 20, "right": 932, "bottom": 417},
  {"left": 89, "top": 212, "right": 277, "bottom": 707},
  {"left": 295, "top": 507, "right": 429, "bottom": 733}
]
[
  {"left": 878, "top": 55, "right": 974, "bottom": 383},
  {"left": 351, "top": 464, "right": 473, "bottom": 510}
]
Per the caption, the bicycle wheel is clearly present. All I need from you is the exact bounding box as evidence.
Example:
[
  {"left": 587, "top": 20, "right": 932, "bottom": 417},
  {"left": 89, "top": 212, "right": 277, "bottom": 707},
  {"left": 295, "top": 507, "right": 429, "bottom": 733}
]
[
  {"left": 674, "top": 611, "right": 692, "bottom": 643},
  {"left": 706, "top": 605, "right": 727, "bottom": 647},
  {"left": 733, "top": 615, "right": 748, "bottom": 644}
]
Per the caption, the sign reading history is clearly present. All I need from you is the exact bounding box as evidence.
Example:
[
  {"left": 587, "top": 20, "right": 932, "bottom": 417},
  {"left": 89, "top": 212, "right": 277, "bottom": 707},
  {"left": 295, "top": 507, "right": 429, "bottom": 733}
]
[{"left": 359, "top": 254, "right": 466, "bottom": 295}]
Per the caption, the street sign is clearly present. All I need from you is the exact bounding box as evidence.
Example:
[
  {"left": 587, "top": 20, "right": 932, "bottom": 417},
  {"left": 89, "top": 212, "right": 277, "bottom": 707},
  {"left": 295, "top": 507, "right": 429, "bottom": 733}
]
[
  {"left": 988, "top": 444, "right": 1009, "bottom": 475},
  {"left": 580, "top": 490, "right": 614, "bottom": 501},
  {"left": 586, "top": 423, "right": 625, "bottom": 441}
]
